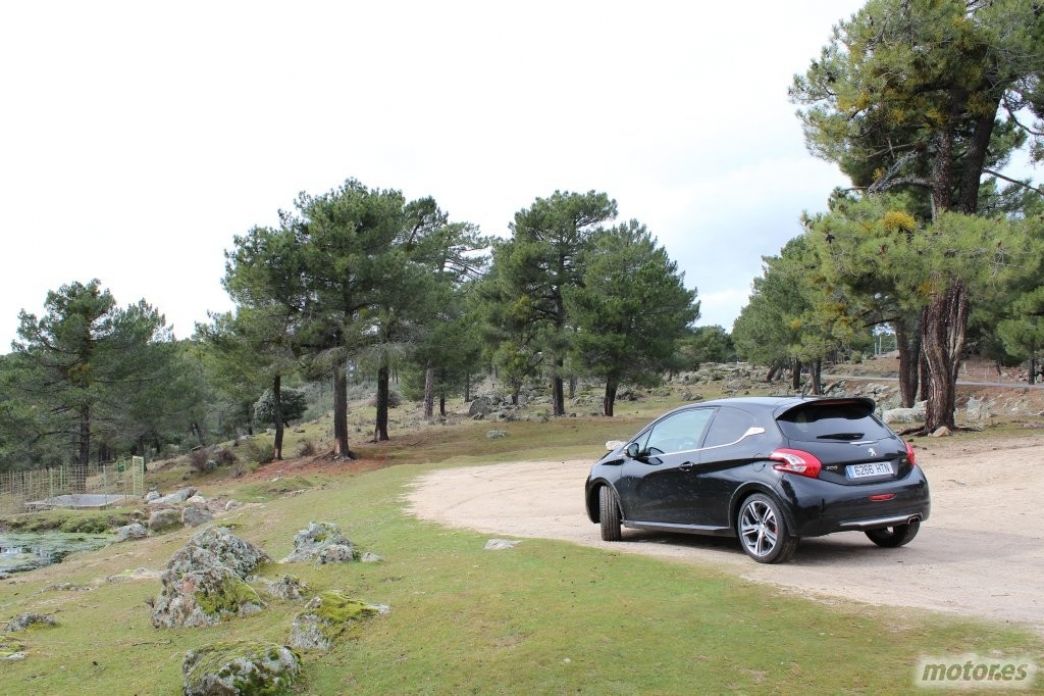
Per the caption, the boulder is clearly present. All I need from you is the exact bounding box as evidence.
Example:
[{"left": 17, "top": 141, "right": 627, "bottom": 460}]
[
  {"left": 150, "top": 527, "right": 270, "bottom": 629},
  {"left": 467, "top": 396, "right": 494, "bottom": 417},
  {"left": 182, "top": 641, "right": 300, "bottom": 696},
  {"left": 965, "top": 397, "right": 993, "bottom": 425},
  {"left": 883, "top": 401, "right": 927, "bottom": 425},
  {"left": 486, "top": 429, "right": 507, "bottom": 440},
  {"left": 3, "top": 613, "right": 57, "bottom": 632},
  {"left": 282, "top": 522, "right": 355, "bottom": 564},
  {"left": 262, "top": 575, "right": 308, "bottom": 601},
  {"left": 182, "top": 507, "right": 214, "bottom": 528},
  {"left": 288, "top": 591, "right": 383, "bottom": 651},
  {"left": 317, "top": 544, "right": 355, "bottom": 565},
  {"left": 144, "top": 490, "right": 162, "bottom": 503},
  {"left": 360, "top": 552, "right": 383, "bottom": 563},
  {"left": 930, "top": 425, "right": 953, "bottom": 438},
  {"left": 187, "top": 495, "right": 208, "bottom": 505},
  {"left": 148, "top": 487, "right": 198, "bottom": 506},
  {"left": 148, "top": 508, "right": 183, "bottom": 533},
  {"left": 224, "top": 499, "right": 241, "bottom": 511},
  {"left": 115, "top": 522, "right": 148, "bottom": 542}
]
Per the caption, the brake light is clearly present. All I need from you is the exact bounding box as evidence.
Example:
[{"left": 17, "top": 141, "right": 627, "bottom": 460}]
[
  {"left": 905, "top": 441, "right": 917, "bottom": 467},
  {"left": 770, "top": 448, "right": 822, "bottom": 478}
]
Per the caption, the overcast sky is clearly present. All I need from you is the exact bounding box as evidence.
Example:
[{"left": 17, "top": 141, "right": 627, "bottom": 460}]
[{"left": 0, "top": 0, "right": 937, "bottom": 350}]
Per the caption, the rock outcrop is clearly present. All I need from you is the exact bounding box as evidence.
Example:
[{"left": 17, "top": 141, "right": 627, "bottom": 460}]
[
  {"left": 288, "top": 591, "right": 385, "bottom": 651},
  {"left": 150, "top": 527, "right": 269, "bottom": 629},
  {"left": 282, "top": 522, "right": 357, "bottom": 564},
  {"left": 182, "top": 641, "right": 300, "bottom": 696}
]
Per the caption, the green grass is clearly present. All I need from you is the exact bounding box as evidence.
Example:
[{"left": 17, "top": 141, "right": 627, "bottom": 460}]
[
  {"left": 2, "top": 416, "right": 1041, "bottom": 694},
  {"left": 0, "top": 506, "right": 144, "bottom": 534}
]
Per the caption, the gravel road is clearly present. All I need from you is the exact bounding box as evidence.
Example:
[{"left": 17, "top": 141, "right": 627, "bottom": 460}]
[{"left": 408, "top": 435, "right": 1044, "bottom": 633}]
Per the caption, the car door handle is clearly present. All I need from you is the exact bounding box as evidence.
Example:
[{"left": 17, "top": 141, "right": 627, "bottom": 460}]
[{"left": 678, "top": 461, "right": 696, "bottom": 472}]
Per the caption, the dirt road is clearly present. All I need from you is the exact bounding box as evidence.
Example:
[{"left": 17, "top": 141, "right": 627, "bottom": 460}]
[{"left": 408, "top": 435, "right": 1044, "bottom": 633}]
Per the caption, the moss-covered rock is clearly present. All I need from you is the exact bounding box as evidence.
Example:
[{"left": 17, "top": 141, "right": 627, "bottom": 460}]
[
  {"left": 288, "top": 590, "right": 385, "bottom": 651},
  {"left": 151, "top": 528, "right": 269, "bottom": 629},
  {"left": 182, "top": 641, "right": 300, "bottom": 695},
  {"left": 282, "top": 521, "right": 356, "bottom": 563},
  {"left": 1, "top": 635, "right": 27, "bottom": 661},
  {"left": 4, "top": 613, "right": 57, "bottom": 632}
]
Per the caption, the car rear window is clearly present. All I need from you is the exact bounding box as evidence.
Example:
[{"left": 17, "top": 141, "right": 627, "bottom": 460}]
[{"left": 776, "top": 401, "right": 892, "bottom": 442}]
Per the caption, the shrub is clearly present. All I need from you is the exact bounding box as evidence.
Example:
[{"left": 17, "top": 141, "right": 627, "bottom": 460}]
[
  {"left": 214, "top": 448, "right": 237, "bottom": 466},
  {"left": 253, "top": 388, "right": 308, "bottom": 426},
  {"left": 295, "top": 441, "right": 316, "bottom": 458},
  {"left": 188, "top": 449, "right": 216, "bottom": 474},
  {"left": 245, "top": 440, "right": 275, "bottom": 465}
]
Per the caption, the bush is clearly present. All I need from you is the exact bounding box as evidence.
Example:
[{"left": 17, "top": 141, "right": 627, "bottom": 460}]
[
  {"left": 367, "top": 391, "right": 402, "bottom": 408},
  {"left": 188, "top": 448, "right": 216, "bottom": 474},
  {"left": 214, "top": 448, "right": 237, "bottom": 466},
  {"left": 245, "top": 440, "right": 275, "bottom": 465},
  {"left": 295, "top": 441, "right": 316, "bottom": 458}
]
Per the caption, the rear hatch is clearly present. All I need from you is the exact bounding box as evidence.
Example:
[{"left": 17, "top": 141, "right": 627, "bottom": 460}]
[{"left": 775, "top": 398, "right": 914, "bottom": 485}]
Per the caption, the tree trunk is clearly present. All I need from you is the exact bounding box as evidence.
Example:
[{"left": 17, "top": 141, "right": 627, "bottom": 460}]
[
  {"left": 811, "top": 359, "right": 823, "bottom": 395},
  {"left": 957, "top": 110, "right": 996, "bottom": 215},
  {"left": 552, "top": 371, "right": 565, "bottom": 416},
  {"left": 1029, "top": 356, "right": 1037, "bottom": 386},
  {"left": 921, "top": 280, "right": 969, "bottom": 433},
  {"left": 333, "top": 363, "right": 351, "bottom": 457},
  {"left": 895, "top": 318, "right": 920, "bottom": 408},
  {"left": 511, "top": 384, "right": 520, "bottom": 406},
  {"left": 568, "top": 376, "right": 576, "bottom": 399},
  {"left": 439, "top": 394, "right": 446, "bottom": 417},
  {"left": 603, "top": 378, "right": 618, "bottom": 417},
  {"left": 918, "top": 340, "right": 930, "bottom": 403},
  {"left": 791, "top": 360, "right": 802, "bottom": 391},
  {"left": 464, "top": 372, "right": 471, "bottom": 402},
  {"left": 375, "top": 364, "right": 390, "bottom": 442},
  {"left": 71, "top": 405, "right": 90, "bottom": 493},
  {"left": 766, "top": 362, "right": 781, "bottom": 383},
  {"left": 423, "top": 365, "right": 435, "bottom": 419},
  {"left": 272, "top": 373, "right": 284, "bottom": 461}
]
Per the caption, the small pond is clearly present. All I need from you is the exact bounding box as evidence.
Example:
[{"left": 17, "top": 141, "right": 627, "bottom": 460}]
[{"left": 0, "top": 531, "right": 114, "bottom": 575}]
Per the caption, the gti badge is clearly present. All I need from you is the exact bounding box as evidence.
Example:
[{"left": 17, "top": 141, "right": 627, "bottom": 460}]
[{"left": 867, "top": 447, "right": 877, "bottom": 457}]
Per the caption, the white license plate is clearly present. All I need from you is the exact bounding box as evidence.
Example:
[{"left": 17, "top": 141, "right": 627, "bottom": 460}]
[{"left": 847, "top": 462, "right": 893, "bottom": 479}]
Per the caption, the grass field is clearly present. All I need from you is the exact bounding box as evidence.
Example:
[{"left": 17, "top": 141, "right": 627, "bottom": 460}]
[{"left": 2, "top": 411, "right": 1042, "bottom": 694}]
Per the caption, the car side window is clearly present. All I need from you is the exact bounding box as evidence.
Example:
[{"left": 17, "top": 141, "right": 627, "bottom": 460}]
[
  {"left": 702, "top": 407, "right": 757, "bottom": 448},
  {"left": 645, "top": 409, "right": 715, "bottom": 455}
]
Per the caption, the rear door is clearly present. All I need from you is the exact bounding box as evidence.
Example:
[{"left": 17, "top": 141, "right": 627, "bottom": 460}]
[{"left": 775, "top": 400, "right": 913, "bottom": 485}]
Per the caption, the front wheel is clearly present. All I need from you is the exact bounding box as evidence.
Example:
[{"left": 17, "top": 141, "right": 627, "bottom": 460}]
[
  {"left": 599, "top": 486, "right": 622, "bottom": 542},
  {"left": 866, "top": 519, "right": 920, "bottom": 548},
  {"left": 737, "top": 493, "right": 797, "bottom": 563}
]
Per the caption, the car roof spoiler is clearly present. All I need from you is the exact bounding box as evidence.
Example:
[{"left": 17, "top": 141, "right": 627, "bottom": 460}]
[{"left": 774, "top": 396, "right": 877, "bottom": 420}]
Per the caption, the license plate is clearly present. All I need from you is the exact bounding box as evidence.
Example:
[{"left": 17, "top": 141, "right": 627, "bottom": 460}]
[{"left": 847, "top": 462, "right": 893, "bottom": 479}]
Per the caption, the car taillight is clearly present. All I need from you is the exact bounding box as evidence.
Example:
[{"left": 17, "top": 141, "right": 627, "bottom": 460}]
[
  {"left": 905, "top": 441, "right": 917, "bottom": 467},
  {"left": 770, "top": 448, "right": 822, "bottom": 478}
]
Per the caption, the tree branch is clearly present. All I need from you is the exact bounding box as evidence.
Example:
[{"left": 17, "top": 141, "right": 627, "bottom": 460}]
[{"left": 984, "top": 169, "right": 1044, "bottom": 196}]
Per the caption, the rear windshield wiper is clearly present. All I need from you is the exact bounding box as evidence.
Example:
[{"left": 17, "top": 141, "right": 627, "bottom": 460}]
[{"left": 815, "top": 432, "right": 865, "bottom": 440}]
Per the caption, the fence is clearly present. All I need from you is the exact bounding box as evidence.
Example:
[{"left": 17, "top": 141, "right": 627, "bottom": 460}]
[{"left": 0, "top": 457, "right": 146, "bottom": 515}]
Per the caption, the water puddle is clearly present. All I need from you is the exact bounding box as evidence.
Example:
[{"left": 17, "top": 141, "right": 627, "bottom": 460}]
[{"left": 0, "top": 532, "right": 114, "bottom": 575}]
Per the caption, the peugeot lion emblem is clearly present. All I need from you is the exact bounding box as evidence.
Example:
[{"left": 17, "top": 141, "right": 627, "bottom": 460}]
[{"left": 867, "top": 447, "right": 877, "bottom": 457}]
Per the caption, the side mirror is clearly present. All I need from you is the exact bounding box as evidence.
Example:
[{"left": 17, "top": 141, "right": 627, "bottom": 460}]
[{"left": 625, "top": 442, "right": 642, "bottom": 459}]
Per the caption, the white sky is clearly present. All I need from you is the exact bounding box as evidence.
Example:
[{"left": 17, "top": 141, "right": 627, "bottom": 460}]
[{"left": 5, "top": 0, "right": 1032, "bottom": 352}]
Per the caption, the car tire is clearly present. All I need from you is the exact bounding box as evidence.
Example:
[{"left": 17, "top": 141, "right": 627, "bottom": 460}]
[
  {"left": 865, "top": 519, "right": 920, "bottom": 548},
  {"left": 737, "top": 493, "right": 797, "bottom": 564},
  {"left": 599, "top": 486, "right": 622, "bottom": 542}
]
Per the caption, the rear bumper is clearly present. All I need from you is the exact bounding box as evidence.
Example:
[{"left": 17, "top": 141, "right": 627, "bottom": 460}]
[{"left": 776, "top": 466, "right": 931, "bottom": 538}]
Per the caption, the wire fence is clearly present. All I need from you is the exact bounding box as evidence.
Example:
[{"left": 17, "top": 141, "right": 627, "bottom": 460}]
[{"left": 0, "top": 457, "right": 146, "bottom": 515}]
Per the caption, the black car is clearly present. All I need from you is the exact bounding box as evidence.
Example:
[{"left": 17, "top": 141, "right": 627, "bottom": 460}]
[{"left": 585, "top": 396, "right": 930, "bottom": 563}]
